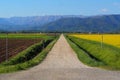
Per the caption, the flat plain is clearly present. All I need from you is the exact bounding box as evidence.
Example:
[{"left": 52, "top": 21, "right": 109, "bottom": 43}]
[{"left": 0, "top": 35, "right": 120, "bottom": 80}]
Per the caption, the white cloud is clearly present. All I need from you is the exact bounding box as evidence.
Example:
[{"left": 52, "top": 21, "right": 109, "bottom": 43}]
[{"left": 101, "top": 8, "right": 108, "bottom": 12}]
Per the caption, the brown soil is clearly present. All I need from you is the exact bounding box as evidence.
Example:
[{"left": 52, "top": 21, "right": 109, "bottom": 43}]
[{"left": 0, "top": 39, "right": 41, "bottom": 62}]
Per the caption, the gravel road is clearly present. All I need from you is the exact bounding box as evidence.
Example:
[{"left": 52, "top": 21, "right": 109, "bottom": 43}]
[{"left": 0, "top": 34, "right": 120, "bottom": 80}]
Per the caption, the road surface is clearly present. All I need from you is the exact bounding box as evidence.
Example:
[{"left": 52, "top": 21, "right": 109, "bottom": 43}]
[{"left": 0, "top": 34, "right": 120, "bottom": 80}]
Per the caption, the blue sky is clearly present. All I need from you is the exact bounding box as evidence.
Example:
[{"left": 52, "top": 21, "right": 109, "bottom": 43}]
[{"left": 0, "top": 0, "right": 120, "bottom": 17}]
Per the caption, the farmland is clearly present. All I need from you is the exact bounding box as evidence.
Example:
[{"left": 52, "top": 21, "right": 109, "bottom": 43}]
[
  {"left": 0, "top": 38, "right": 42, "bottom": 63},
  {"left": 0, "top": 33, "right": 55, "bottom": 63},
  {"left": 71, "top": 34, "right": 120, "bottom": 48},
  {"left": 0, "top": 33, "right": 57, "bottom": 73},
  {"left": 66, "top": 34, "right": 120, "bottom": 70},
  {"left": 0, "top": 33, "right": 54, "bottom": 39}
]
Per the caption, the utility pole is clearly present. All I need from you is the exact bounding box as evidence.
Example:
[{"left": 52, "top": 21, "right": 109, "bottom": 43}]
[
  {"left": 6, "top": 33, "right": 8, "bottom": 62},
  {"left": 101, "top": 27, "right": 103, "bottom": 48},
  {"left": 101, "top": 34, "right": 103, "bottom": 48}
]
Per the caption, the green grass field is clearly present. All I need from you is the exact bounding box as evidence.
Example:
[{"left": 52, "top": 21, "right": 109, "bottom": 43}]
[
  {"left": 0, "top": 33, "right": 55, "bottom": 39},
  {"left": 66, "top": 35, "right": 120, "bottom": 70}
]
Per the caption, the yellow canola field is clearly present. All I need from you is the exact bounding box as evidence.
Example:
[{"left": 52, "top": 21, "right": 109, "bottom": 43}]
[{"left": 71, "top": 34, "right": 120, "bottom": 48}]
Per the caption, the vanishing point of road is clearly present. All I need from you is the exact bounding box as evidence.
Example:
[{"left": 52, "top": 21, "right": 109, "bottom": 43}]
[{"left": 0, "top": 34, "right": 120, "bottom": 80}]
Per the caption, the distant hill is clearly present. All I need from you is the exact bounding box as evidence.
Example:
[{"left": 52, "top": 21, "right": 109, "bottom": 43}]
[
  {"left": 0, "top": 15, "right": 120, "bottom": 33},
  {"left": 41, "top": 15, "right": 120, "bottom": 33},
  {"left": 0, "top": 15, "right": 84, "bottom": 32}
]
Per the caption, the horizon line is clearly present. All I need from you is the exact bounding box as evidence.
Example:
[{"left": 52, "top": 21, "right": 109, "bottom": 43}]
[{"left": 0, "top": 13, "right": 120, "bottom": 18}]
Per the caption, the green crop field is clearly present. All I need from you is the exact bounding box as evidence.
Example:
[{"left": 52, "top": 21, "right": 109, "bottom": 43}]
[{"left": 0, "top": 33, "right": 55, "bottom": 39}]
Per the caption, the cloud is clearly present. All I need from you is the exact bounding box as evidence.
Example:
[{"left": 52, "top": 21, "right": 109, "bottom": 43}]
[{"left": 100, "top": 8, "right": 108, "bottom": 12}]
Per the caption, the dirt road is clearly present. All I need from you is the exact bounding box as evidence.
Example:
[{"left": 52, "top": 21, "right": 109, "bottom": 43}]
[{"left": 0, "top": 34, "right": 120, "bottom": 80}]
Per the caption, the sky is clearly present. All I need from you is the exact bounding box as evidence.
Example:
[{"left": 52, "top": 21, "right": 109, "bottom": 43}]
[{"left": 0, "top": 0, "right": 120, "bottom": 17}]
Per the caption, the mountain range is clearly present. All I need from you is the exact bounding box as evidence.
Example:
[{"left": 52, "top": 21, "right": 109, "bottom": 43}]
[{"left": 0, "top": 15, "right": 120, "bottom": 33}]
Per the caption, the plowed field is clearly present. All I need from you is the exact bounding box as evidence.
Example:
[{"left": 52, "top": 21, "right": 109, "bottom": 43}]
[{"left": 0, "top": 39, "right": 41, "bottom": 62}]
